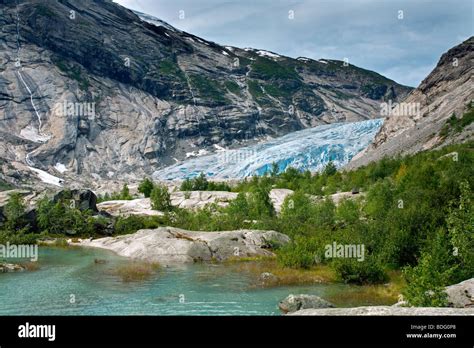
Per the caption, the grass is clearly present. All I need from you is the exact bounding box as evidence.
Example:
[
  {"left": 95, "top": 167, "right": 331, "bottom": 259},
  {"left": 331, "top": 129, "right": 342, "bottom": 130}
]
[
  {"left": 225, "top": 258, "right": 338, "bottom": 287},
  {"left": 0, "top": 180, "right": 14, "bottom": 191},
  {"left": 114, "top": 261, "right": 160, "bottom": 282},
  {"left": 224, "top": 80, "right": 242, "bottom": 96},
  {"left": 324, "top": 270, "right": 405, "bottom": 306},
  {"left": 250, "top": 57, "right": 300, "bottom": 80},
  {"left": 21, "top": 261, "right": 40, "bottom": 271},
  {"left": 189, "top": 75, "right": 229, "bottom": 105}
]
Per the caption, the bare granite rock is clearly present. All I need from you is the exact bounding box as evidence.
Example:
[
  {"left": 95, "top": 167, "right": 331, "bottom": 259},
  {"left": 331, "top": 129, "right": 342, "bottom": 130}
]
[
  {"left": 445, "top": 278, "right": 474, "bottom": 308},
  {"left": 73, "top": 227, "right": 290, "bottom": 265},
  {"left": 348, "top": 37, "right": 474, "bottom": 169},
  {"left": 279, "top": 294, "right": 335, "bottom": 313}
]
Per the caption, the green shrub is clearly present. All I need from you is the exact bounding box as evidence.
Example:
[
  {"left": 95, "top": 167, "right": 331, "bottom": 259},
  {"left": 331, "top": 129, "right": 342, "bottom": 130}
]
[
  {"left": 323, "top": 161, "right": 337, "bottom": 176},
  {"left": 332, "top": 255, "right": 388, "bottom": 284},
  {"left": 114, "top": 215, "right": 163, "bottom": 235},
  {"left": 138, "top": 178, "right": 154, "bottom": 198},
  {"left": 3, "top": 193, "right": 27, "bottom": 231},
  {"left": 180, "top": 173, "right": 231, "bottom": 191},
  {"left": 150, "top": 184, "right": 172, "bottom": 211},
  {"left": 277, "top": 237, "right": 322, "bottom": 269}
]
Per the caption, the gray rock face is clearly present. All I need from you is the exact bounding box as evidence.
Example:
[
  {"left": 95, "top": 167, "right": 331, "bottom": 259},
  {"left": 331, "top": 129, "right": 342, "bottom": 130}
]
[
  {"left": 348, "top": 37, "right": 474, "bottom": 169},
  {"left": 279, "top": 294, "right": 335, "bottom": 313},
  {"left": 0, "top": 0, "right": 411, "bottom": 186},
  {"left": 289, "top": 306, "right": 474, "bottom": 316},
  {"left": 73, "top": 227, "right": 290, "bottom": 265},
  {"left": 445, "top": 278, "right": 474, "bottom": 308},
  {"left": 171, "top": 191, "right": 238, "bottom": 210},
  {"left": 53, "top": 189, "right": 98, "bottom": 212},
  {"left": 96, "top": 198, "right": 163, "bottom": 217}
]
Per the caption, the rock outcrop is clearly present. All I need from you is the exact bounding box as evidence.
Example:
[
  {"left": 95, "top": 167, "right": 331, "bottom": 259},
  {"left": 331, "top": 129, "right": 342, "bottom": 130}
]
[
  {"left": 97, "top": 198, "right": 162, "bottom": 217},
  {"left": 279, "top": 294, "right": 335, "bottom": 313},
  {"left": 445, "top": 278, "right": 474, "bottom": 308},
  {"left": 73, "top": 227, "right": 290, "bottom": 265},
  {"left": 349, "top": 37, "right": 474, "bottom": 169},
  {"left": 171, "top": 191, "right": 238, "bottom": 210},
  {"left": 0, "top": 262, "right": 25, "bottom": 273}
]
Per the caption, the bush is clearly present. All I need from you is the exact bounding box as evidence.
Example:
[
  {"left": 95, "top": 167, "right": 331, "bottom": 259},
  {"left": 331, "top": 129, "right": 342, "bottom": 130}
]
[
  {"left": 277, "top": 237, "right": 321, "bottom": 269},
  {"left": 114, "top": 215, "right": 163, "bottom": 235},
  {"left": 3, "top": 193, "right": 27, "bottom": 231},
  {"left": 323, "top": 161, "right": 337, "bottom": 176},
  {"left": 247, "top": 186, "right": 275, "bottom": 219},
  {"left": 402, "top": 228, "right": 458, "bottom": 307},
  {"left": 150, "top": 184, "right": 172, "bottom": 211},
  {"left": 120, "top": 184, "right": 132, "bottom": 200},
  {"left": 138, "top": 178, "right": 154, "bottom": 198},
  {"left": 332, "top": 255, "right": 388, "bottom": 284},
  {"left": 447, "top": 180, "right": 474, "bottom": 280},
  {"left": 37, "top": 197, "right": 94, "bottom": 236},
  {"left": 180, "top": 173, "right": 231, "bottom": 191}
]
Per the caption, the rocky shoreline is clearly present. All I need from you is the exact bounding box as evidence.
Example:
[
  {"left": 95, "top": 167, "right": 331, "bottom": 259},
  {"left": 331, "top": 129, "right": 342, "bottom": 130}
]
[{"left": 71, "top": 227, "right": 290, "bottom": 265}]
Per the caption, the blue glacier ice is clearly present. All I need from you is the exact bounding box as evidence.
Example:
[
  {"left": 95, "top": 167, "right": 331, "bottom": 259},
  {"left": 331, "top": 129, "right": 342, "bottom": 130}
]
[{"left": 153, "top": 119, "right": 384, "bottom": 180}]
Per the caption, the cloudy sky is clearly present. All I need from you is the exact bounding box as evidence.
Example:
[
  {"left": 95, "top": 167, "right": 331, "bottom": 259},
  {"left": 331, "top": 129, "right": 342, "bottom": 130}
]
[{"left": 115, "top": 0, "right": 472, "bottom": 87}]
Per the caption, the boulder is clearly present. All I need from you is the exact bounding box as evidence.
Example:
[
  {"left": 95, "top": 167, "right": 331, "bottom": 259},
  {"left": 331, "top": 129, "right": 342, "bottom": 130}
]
[
  {"left": 0, "top": 262, "right": 25, "bottom": 273},
  {"left": 53, "top": 189, "right": 98, "bottom": 212},
  {"left": 73, "top": 227, "right": 290, "bottom": 265},
  {"left": 279, "top": 294, "right": 335, "bottom": 313},
  {"left": 97, "top": 198, "right": 163, "bottom": 217},
  {"left": 445, "top": 278, "right": 474, "bottom": 308},
  {"left": 171, "top": 191, "right": 238, "bottom": 210},
  {"left": 269, "top": 189, "right": 294, "bottom": 214},
  {"left": 260, "top": 272, "right": 279, "bottom": 282}
]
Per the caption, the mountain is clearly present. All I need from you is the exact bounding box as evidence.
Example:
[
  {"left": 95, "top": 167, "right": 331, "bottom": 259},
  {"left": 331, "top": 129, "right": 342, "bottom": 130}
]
[
  {"left": 0, "top": 0, "right": 411, "bottom": 187},
  {"left": 348, "top": 37, "right": 474, "bottom": 168}
]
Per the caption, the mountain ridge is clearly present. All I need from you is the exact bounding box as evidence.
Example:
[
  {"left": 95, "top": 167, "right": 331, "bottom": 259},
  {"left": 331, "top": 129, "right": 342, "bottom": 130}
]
[{"left": 1, "top": 0, "right": 411, "bottom": 188}]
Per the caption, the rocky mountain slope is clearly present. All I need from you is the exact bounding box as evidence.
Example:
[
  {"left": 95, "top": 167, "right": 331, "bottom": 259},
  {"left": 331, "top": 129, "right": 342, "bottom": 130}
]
[
  {"left": 348, "top": 37, "right": 474, "bottom": 168},
  {"left": 0, "top": 0, "right": 411, "bottom": 187}
]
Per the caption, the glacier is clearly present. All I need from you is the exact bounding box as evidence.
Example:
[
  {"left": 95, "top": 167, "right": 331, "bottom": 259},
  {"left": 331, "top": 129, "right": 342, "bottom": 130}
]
[{"left": 153, "top": 119, "right": 384, "bottom": 180}]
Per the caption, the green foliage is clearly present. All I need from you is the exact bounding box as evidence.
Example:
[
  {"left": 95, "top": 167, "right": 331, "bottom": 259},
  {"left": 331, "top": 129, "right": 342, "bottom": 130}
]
[
  {"left": 37, "top": 197, "right": 94, "bottom": 236},
  {"left": 0, "top": 180, "right": 14, "bottom": 192},
  {"left": 402, "top": 229, "right": 456, "bottom": 307},
  {"left": 447, "top": 181, "right": 474, "bottom": 280},
  {"left": 277, "top": 236, "right": 320, "bottom": 269},
  {"left": 251, "top": 57, "right": 300, "bottom": 80},
  {"left": 120, "top": 184, "right": 132, "bottom": 200},
  {"left": 97, "top": 184, "right": 134, "bottom": 202},
  {"left": 114, "top": 215, "right": 164, "bottom": 235},
  {"left": 247, "top": 186, "right": 275, "bottom": 219},
  {"left": 150, "top": 184, "right": 172, "bottom": 211},
  {"left": 323, "top": 161, "right": 337, "bottom": 176},
  {"left": 180, "top": 173, "right": 231, "bottom": 191},
  {"left": 189, "top": 75, "right": 229, "bottom": 105},
  {"left": 3, "top": 193, "right": 27, "bottom": 231},
  {"left": 0, "top": 193, "right": 37, "bottom": 244},
  {"left": 332, "top": 256, "right": 388, "bottom": 285},
  {"left": 439, "top": 103, "right": 474, "bottom": 138},
  {"left": 224, "top": 80, "right": 241, "bottom": 95},
  {"left": 138, "top": 178, "right": 154, "bottom": 198}
]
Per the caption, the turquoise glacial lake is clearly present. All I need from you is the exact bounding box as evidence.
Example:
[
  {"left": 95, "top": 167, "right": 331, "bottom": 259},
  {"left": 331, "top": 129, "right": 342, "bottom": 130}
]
[{"left": 0, "top": 247, "right": 392, "bottom": 315}]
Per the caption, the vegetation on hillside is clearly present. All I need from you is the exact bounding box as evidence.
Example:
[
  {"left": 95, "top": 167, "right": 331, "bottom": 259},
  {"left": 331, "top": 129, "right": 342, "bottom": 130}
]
[{"left": 1, "top": 141, "right": 472, "bottom": 306}]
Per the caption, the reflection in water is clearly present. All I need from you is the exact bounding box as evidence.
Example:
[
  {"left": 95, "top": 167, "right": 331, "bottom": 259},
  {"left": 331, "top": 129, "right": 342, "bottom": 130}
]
[{"left": 0, "top": 247, "right": 395, "bottom": 315}]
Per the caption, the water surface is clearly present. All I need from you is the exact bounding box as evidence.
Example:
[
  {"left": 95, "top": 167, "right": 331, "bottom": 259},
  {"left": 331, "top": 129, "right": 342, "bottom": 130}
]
[{"left": 0, "top": 247, "right": 392, "bottom": 315}]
